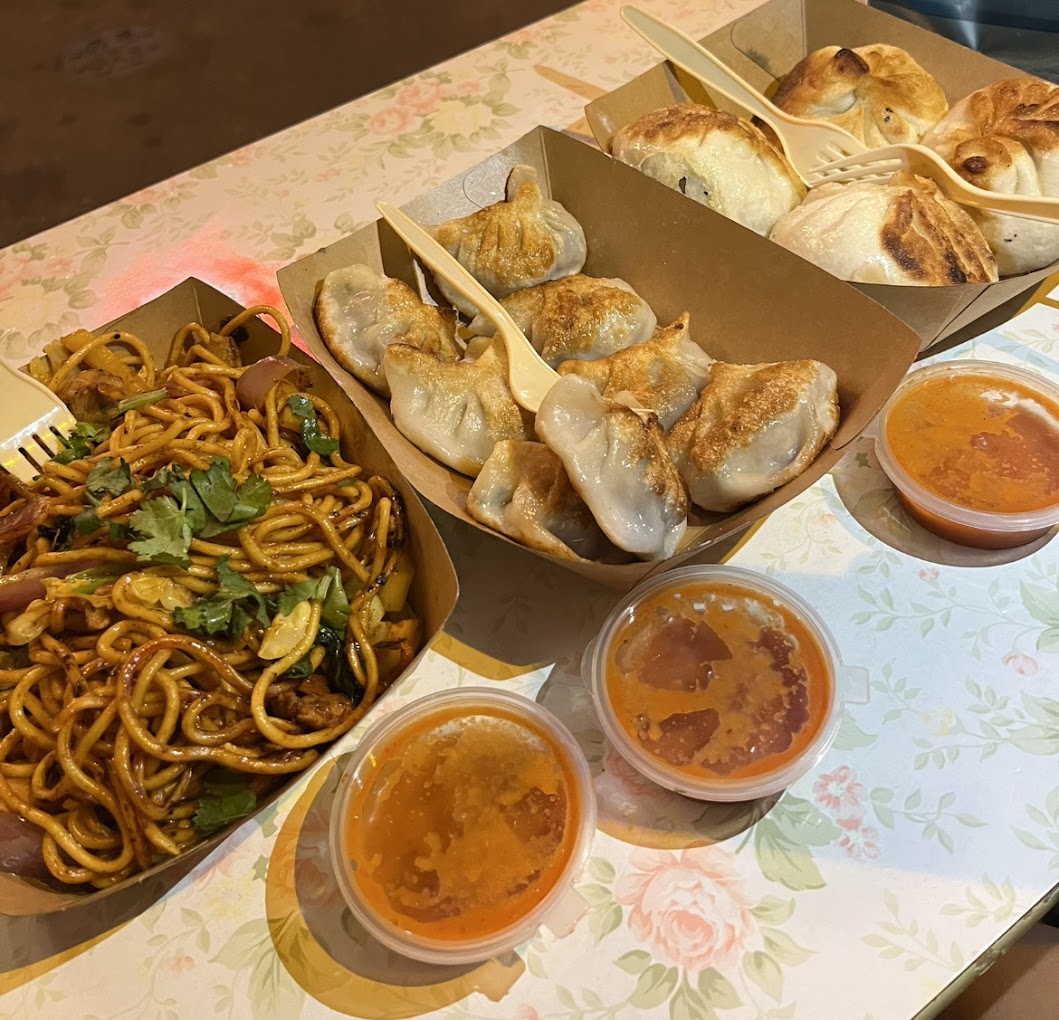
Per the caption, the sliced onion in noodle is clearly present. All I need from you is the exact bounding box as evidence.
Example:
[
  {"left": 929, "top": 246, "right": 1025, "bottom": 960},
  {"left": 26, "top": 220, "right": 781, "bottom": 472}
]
[
  {"left": 235, "top": 356, "right": 306, "bottom": 411},
  {"left": 0, "top": 560, "right": 106, "bottom": 613}
]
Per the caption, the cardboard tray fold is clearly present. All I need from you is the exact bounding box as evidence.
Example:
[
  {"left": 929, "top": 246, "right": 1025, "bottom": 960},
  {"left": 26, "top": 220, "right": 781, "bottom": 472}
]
[
  {"left": 279, "top": 126, "right": 922, "bottom": 589},
  {"left": 0, "top": 279, "right": 458, "bottom": 915},
  {"left": 584, "top": 0, "right": 1058, "bottom": 350}
]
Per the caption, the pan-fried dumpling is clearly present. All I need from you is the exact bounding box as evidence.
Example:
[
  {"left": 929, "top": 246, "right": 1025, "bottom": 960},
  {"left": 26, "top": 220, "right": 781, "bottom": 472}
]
[
  {"left": 429, "top": 165, "right": 587, "bottom": 317},
  {"left": 466, "top": 275, "right": 657, "bottom": 368},
  {"left": 314, "top": 264, "right": 462, "bottom": 397},
  {"left": 383, "top": 340, "right": 534, "bottom": 477},
  {"left": 556, "top": 314, "right": 712, "bottom": 430},
  {"left": 467, "top": 441, "right": 617, "bottom": 561},
  {"left": 536, "top": 375, "right": 688, "bottom": 561},
  {"left": 666, "top": 360, "right": 839, "bottom": 513}
]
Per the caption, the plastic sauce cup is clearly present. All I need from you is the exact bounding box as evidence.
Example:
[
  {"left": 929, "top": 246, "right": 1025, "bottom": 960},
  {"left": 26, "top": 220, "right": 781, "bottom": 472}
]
[
  {"left": 583, "top": 565, "right": 865, "bottom": 802},
  {"left": 875, "top": 361, "right": 1059, "bottom": 549},
  {"left": 329, "top": 687, "right": 596, "bottom": 965}
]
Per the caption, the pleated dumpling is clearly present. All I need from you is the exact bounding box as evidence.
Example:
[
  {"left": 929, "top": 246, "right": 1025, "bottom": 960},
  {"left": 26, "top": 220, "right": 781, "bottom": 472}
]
[
  {"left": 556, "top": 314, "right": 712, "bottom": 430},
  {"left": 466, "top": 275, "right": 657, "bottom": 368},
  {"left": 314, "top": 264, "right": 461, "bottom": 397},
  {"left": 383, "top": 340, "right": 534, "bottom": 477},
  {"left": 666, "top": 360, "right": 839, "bottom": 513},
  {"left": 429, "top": 165, "right": 588, "bottom": 317},
  {"left": 536, "top": 375, "right": 688, "bottom": 561},
  {"left": 467, "top": 440, "right": 616, "bottom": 561}
]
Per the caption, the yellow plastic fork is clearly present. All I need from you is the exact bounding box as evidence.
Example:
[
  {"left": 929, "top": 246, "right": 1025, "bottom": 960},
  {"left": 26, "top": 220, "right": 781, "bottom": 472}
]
[
  {"left": 375, "top": 202, "right": 562, "bottom": 414},
  {"left": 806, "top": 143, "right": 1059, "bottom": 225},
  {"left": 0, "top": 358, "right": 76, "bottom": 483},
  {"left": 620, "top": 5, "right": 866, "bottom": 183}
]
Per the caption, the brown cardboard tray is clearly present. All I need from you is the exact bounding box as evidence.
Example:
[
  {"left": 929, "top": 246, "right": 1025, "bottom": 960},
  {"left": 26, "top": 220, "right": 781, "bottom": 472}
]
[
  {"left": 0, "top": 278, "right": 459, "bottom": 915},
  {"left": 584, "top": 0, "right": 1058, "bottom": 350},
  {"left": 278, "top": 126, "right": 922, "bottom": 588}
]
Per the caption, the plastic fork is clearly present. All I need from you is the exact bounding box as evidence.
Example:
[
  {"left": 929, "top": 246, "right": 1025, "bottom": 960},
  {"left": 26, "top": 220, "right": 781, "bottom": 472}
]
[
  {"left": 619, "top": 5, "right": 866, "bottom": 183},
  {"left": 806, "top": 143, "right": 1059, "bottom": 225},
  {"left": 376, "top": 202, "right": 655, "bottom": 419},
  {"left": 0, "top": 359, "right": 76, "bottom": 483},
  {"left": 375, "top": 202, "right": 562, "bottom": 414}
]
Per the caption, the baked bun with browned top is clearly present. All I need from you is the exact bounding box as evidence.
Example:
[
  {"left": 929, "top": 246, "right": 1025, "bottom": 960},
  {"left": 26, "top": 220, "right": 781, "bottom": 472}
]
[
  {"left": 772, "top": 44, "right": 948, "bottom": 146},
  {"left": 770, "top": 172, "right": 998, "bottom": 286},
  {"left": 921, "top": 78, "right": 1059, "bottom": 276},
  {"left": 611, "top": 104, "right": 806, "bottom": 236}
]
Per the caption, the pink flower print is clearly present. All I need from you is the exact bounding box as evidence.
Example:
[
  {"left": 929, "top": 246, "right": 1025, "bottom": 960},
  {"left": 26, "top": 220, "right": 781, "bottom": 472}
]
[
  {"left": 615, "top": 848, "right": 753, "bottom": 971},
  {"left": 395, "top": 79, "right": 443, "bottom": 115},
  {"left": 600, "top": 742, "right": 660, "bottom": 802},
  {"left": 126, "top": 185, "right": 161, "bottom": 208},
  {"left": 1003, "top": 653, "right": 1038, "bottom": 677},
  {"left": 837, "top": 817, "right": 880, "bottom": 859},
  {"left": 804, "top": 510, "right": 836, "bottom": 541},
  {"left": 367, "top": 106, "right": 414, "bottom": 136},
  {"left": 514, "top": 1008, "right": 540, "bottom": 1020},
  {"left": 813, "top": 765, "right": 865, "bottom": 817},
  {"left": 160, "top": 954, "right": 195, "bottom": 975},
  {"left": 918, "top": 567, "right": 939, "bottom": 583}
]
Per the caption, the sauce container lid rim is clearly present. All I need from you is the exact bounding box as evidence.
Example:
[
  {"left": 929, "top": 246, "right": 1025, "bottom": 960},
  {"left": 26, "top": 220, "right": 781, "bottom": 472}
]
[
  {"left": 327, "top": 687, "right": 597, "bottom": 965},
  {"left": 875, "top": 359, "right": 1059, "bottom": 530}
]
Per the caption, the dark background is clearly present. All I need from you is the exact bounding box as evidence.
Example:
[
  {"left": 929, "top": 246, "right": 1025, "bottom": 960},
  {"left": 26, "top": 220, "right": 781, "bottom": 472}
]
[{"left": 0, "top": 0, "right": 570, "bottom": 246}]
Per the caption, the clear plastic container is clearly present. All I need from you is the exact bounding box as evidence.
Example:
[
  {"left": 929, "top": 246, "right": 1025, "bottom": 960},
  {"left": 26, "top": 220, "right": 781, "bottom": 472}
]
[
  {"left": 329, "top": 687, "right": 596, "bottom": 965},
  {"left": 875, "top": 361, "right": 1059, "bottom": 550},
  {"left": 582, "top": 565, "right": 866, "bottom": 802}
]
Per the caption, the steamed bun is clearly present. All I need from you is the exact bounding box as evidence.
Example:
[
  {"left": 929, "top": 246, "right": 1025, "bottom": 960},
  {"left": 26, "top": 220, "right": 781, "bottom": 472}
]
[
  {"left": 769, "top": 173, "right": 998, "bottom": 285},
  {"left": 772, "top": 44, "right": 948, "bottom": 146},
  {"left": 611, "top": 104, "right": 806, "bottom": 236},
  {"left": 921, "top": 78, "right": 1059, "bottom": 275}
]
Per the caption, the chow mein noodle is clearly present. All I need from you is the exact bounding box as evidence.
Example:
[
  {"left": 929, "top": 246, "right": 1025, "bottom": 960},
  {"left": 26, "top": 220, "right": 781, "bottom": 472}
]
[{"left": 0, "top": 307, "right": 420, "bottom": 887}]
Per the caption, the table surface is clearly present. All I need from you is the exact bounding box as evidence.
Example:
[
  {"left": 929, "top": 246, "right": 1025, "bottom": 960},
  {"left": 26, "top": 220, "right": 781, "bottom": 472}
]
[{"left": 2, "top": 1, "right": 1059, "bottom": 1018}]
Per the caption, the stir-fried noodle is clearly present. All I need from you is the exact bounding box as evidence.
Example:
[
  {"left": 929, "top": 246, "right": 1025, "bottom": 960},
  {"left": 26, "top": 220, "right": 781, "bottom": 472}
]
[{"left": 0, "top": 308, "right": 419, "bottom": 886}]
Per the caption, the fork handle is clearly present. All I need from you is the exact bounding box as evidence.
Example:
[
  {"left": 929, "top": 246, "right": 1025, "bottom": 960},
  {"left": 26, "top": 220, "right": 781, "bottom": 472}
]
[{"left": 621, "top": 7, "right": 785, "bottom": 142}]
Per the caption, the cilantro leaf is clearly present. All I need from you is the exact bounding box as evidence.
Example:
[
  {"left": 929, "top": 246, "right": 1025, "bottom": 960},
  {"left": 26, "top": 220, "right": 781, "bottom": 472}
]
[
  {"left": 142, "top": 458, "right": 271, "bottom": 539},
  {"left": 287, "top": 394, "right": 339, "bottom": 457},
  {"left": 275, "top": 566, "right": 350, "bottom": 630},
  {"left": 128, "top": 496, "right": 193, "bottom": 567},
  {"left": 73, "top": 508, "right": 103, "bottom": 535},
  {"left": 275, "top": 578, "right": 321, "bottom": 618},
  {"left": 85, "top": 458, "right": 133, "bottom": 499},
  {"left": 173, "top": 459, "right": 272, "bottom": 538},
  {"left": 55, "top": 422, "right": 110, "bottom": 465},
  {"left": 319, "top": 568, "right": 351, "bottom": 630},
  {"left": 173, "top": 556, "right": 269, "bottom": 638},
  {"left": 192, "top": 786, "right": 257, "bottom": 837}
]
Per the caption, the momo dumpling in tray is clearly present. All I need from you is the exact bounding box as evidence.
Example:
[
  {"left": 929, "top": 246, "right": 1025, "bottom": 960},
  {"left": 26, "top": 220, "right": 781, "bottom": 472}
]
[
  {"left": 467, "top": 275, "right": 657, "bottom": 368},
  {"left": 383, "top": 339, "right": 534, "bottom": 477},
  {"left": 467, "top": 440, "right": 618, "bottom": 561},
  {"left": 556, "top": 314, "right": 712, "bottom": 430},
  {"left": 429, "top": 165, "right": 587, "bottom": 317},
  {"left": 666, "top": 360, "right": 839, "bottom": 513},
  {"left": 536, "top": 375, "right": 688, "bottom": 561},
  {"left": 314, "top": 263, "right": 462, "bottom": 396}
]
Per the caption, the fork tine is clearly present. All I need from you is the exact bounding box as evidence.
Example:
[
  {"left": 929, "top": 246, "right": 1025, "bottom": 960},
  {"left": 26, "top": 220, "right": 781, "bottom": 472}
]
[
  {"left": 32, "top": 431, "right": 62, "bottom": 459},
  {"left": 18, "top": 446, "right": 45, "bottom": 477},
  {"left": 808, "top": 166, "right": 891, "bottom": 186}
]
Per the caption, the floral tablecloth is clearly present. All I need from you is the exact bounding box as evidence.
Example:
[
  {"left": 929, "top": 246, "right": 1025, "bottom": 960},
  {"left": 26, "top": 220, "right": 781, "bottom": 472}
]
[{"left": 2, "top": 1, "right": 1059, "bottom": 1018}]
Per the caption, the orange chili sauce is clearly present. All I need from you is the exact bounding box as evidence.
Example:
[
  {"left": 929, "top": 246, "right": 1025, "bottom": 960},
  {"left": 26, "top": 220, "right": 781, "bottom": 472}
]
[
  {"left": 342, "top": 704, "right": 579, "bottom": 943},
  {"left": 887, "top": 372, "right": 1059, "bottom": 509},
  {"left": 605, "top": 581, "right": 832, "bottom": 781}
]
